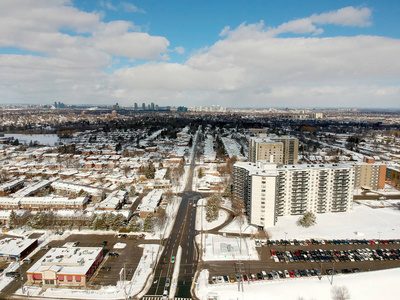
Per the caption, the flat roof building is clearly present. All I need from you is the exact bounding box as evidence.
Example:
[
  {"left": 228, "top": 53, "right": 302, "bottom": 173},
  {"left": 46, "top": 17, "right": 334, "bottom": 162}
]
[
  {"left": 27, "top": 246, "right": 103, "bottom": 286},
  {"left": 0, "top": 237, "right": 38, "bottom": 261}
]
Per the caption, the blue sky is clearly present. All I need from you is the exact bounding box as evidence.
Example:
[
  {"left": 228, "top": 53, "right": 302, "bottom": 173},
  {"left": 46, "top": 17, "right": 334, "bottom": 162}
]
[{"left": 0, "top": 0, "right": 400, "bottom": 108}]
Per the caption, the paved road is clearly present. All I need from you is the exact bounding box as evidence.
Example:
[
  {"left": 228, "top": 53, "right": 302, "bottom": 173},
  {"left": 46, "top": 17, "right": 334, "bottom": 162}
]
[{"left": 146, "top": 128, "right": 204, "bottom": 298}]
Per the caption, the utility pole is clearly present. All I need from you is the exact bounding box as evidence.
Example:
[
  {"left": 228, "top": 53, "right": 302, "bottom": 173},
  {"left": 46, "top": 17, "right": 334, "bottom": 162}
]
[
  {"left": 284, "top": 232, "right": 288, "bottom": 252},
  {"left": 378, "top": 231, "right": 382, "bottom": 250}
]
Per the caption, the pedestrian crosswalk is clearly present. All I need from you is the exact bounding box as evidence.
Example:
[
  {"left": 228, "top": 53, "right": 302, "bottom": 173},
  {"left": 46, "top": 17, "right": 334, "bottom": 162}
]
[{"left": 142, "top": 297, "right": 192, "bottom": 300}]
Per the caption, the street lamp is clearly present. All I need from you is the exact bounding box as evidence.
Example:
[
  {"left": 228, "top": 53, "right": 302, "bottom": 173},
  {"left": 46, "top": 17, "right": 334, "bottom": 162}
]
[
  {"left": 284, "top": 232, "right": 288, "bottom": 252},
  {"left": 378, "top": 231, "right": 382, "bottom": 250}
]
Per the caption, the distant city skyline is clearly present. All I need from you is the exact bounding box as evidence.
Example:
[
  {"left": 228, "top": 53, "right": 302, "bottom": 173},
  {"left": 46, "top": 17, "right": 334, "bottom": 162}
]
[{"left": 1, "top": 1, "right": 400, "bottom": 108}]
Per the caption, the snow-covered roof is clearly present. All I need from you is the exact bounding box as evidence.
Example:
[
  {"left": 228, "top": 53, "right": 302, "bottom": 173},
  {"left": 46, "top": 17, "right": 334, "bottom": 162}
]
[
  {"left": 0, "top": 237, "right": 37, "bottom": 257},
  {"left": 0, "top": 196, "right": 88, "bottom": 206},
  {"left": 98, "top": 190, "right": 126, "bottom": 209},
  {"left": 27, "top": 246, "right": 102, "bottom": 276},
  {"left": 138, "top": 190, "right": 163, "bottom": 213},
  {"left": 51, "top": 182, "right": 104, "bottom": 196},
  {"left": 13, "top": 179, "right": 53, "bottom": 197},
  {"left": 0, "top": 178, "right": 24, "bottom": 192}
]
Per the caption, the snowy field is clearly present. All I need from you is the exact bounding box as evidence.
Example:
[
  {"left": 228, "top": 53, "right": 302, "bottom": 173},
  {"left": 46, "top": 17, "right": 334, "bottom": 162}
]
[
  {"left": 196, "top": 234, "right": 259, "bottom": 261},
  {"left": 268, "top": 203, "right": 400, "bottom": 240},
  {"left": 219, "top": 215, "right": 258, "bottom": 235},
  {"left": 195, "top": 199, "right": 229, "bottom": 231},
  {"left": 195, "top": 268, "right": 400, "bottom": 300}
]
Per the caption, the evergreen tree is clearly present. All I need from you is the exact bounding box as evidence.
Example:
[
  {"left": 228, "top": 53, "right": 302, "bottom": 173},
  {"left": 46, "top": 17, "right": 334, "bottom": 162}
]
[
  {"left": 298, "top": 211, "right": 317, "bottom": 227},
  {"left": 143, "top": 213, "right": 153, "bottom": 232},
  {"left": 8, "top": 210, "right": 20, "bottom": 228},
  {"left": 127, "top": 216, "right": 141, "bottom": 232},
  {"left": 129, "top": 186, "right": 136, "bottom": 197},
  {"left": 206, "top": 194, "right": 221, "bottom": 222}
]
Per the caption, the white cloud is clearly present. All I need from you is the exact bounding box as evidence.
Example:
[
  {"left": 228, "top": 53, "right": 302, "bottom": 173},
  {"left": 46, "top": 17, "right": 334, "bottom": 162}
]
[
  {"left": 0, "top": 4, "right": 398, "bottom": 109},
  {"left": 120, "top": 2, "right": 146, "bottom": 13},
  {"left": 311, "top": 6, "right": 372, "bottom": 27},
  {"left": 100, "top": 1, "right": 117, "bottom": 11},
  {"left": 174, "top": 46, "right": 185, "bottom": 54},
  {"left": 224, "top": 6, "right": 373, "bottom": 38},
  {"left": 111, "top": 16, "right": 400, "bottom": 108}
]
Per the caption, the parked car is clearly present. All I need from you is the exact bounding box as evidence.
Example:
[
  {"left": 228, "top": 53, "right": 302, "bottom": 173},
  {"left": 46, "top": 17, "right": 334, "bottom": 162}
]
[
  {"left": 211, "top": 276, "right": 217, "bottom": 284},
  {"left": 109, "top": 252, "right": 119, "bottom": 257},
  {"left": 261, "top": 270, "right": 268, "bottom": 279},
  {"left": 72, "top": 241, "right": 79, "bottom": 247},
  {"left": 101, "top": 266, "right": 111, "bottom": 271},
  {"left": 6, "top": 272, "right": 20, "bottom": 278},
  {"left": 101, "top": 241, "right": 108, "bottom": 247},
  {"left": 41, "top": 245, "right": 51, "bottom": 250},
  {"left": 23, "top": 258, "right": 33, "bottom": 264},
  {"left": 326, "top": 269, "right": 338, "bottom": 275},
  {"left": 284, "top": 270, "right": 290, "bottom": 278}
]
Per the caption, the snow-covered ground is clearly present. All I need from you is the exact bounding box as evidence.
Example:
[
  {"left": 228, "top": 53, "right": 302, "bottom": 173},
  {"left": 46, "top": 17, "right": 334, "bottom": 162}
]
[
  {"left": 195, "top": 268, "right": 400, "bottom": 300},
  {"left": 195, "top": 198, "right": 230, "bottom": 231},
  {"left": 268, "top": 203, "right": 400, "bottom": 240},
  {"left": 144, "top": 196, "right": 182, "bottom": 240},
  {"left": 219, "top": 215, "right": 258, "bottom": 235},
  {"left": 196, "top": 234, "right": 259, "bottom": 261}
]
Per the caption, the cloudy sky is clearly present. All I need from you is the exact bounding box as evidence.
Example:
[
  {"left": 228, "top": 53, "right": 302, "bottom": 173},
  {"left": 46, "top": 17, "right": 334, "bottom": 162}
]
[{"left": 1, "top": 0, "right": 400, "bottom": 108}]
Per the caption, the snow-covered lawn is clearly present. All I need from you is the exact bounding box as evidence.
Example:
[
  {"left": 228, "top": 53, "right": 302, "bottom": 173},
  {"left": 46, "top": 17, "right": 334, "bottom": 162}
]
[
  {"left": 219, "top": 215, "right": 258, "bottom": 235},
  {"left": 196, "top": 234, "right": 259, "bottom": 261},
  {"left": 144, "top": 196, "right": 182, "bottom": 240},
  {"left": 195, "top": 198, "right": 229, "bottom": 231},
  {"left": 195, "top": 268, "right": 400, "bottom": 300},
  {"left": 268, "top": 203, "right": 400, "bottom": 240}
]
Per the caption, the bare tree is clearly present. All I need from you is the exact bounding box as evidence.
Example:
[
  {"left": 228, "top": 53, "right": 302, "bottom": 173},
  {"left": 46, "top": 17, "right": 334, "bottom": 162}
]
[{"left": 331, "top": 286, "right": 350, "bottom": 300}]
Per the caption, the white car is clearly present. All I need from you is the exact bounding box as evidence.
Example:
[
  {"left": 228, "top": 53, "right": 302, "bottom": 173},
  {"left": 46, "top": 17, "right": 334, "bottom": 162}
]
[
  {"left": 284, "top": 270, "right": 290, "bottom": 278},
  {"left": 162, "top": 289, "right": 168, "bottom": 300}
]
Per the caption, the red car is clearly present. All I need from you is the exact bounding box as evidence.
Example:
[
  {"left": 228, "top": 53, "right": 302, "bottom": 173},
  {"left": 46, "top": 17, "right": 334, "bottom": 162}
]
[
  {"left": 289, "top": 271, "right": 295, "bottom": 278},
  {"left": 243, "top": 274, "right": 248, "bottom": 281}
]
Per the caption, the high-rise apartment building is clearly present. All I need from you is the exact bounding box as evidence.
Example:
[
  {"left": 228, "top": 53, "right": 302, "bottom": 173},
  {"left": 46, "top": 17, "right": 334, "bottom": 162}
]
[
  {"left": 354, "top": 163, "right": 386, "bottom": 190},
  {"left": 233, "top": 161, "right": 355, "bottom": 228},
  {"left": 248, "top": 134, "right": 299, "bottom": 165}
]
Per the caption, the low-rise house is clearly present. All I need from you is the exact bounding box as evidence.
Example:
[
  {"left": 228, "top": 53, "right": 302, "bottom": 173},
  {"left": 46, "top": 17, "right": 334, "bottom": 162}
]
[
  {"left": 0, "top": 178, "right": 24, "bottom": 196},
  {"left": 51, "top": 182, "right": 105, "bottom": 201},
  {"left": 13, "top": 180, "right": 53, "bottom": 197},
  {"left": 98, "top": 190, "right": 127, "bottom": 210},
  {"left": 137, "top": 190, "right": 163, "bottom": 218}
]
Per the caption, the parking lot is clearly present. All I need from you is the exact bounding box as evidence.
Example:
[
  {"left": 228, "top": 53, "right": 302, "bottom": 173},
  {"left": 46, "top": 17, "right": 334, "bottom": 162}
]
[{"left": 205, "top": 238, "right": 400, "bottom": 284}]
